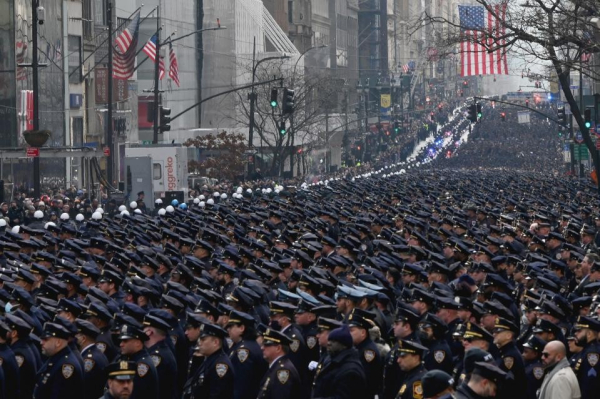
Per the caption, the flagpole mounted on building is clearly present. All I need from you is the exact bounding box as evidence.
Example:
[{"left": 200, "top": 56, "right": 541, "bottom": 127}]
[
  {"left": 152, "top": 5, "right": 162, "bottom": 144},
  {"left": 106, "top": 0, "right": 114, "bottom": 186}
]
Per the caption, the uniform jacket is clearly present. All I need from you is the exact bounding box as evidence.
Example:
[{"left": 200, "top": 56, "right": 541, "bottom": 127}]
[
  {"left": 311, "top": 347, "right": 367, "bottom": 399},
  {"left": 229, "top": 338, "right": 268, "bottom": 399},
  {"left": 257, "top": 355, "right": 301, "bottom": 399},
  {"left": 182, "top": 348, "right": 234, "bottom": 399},
  {"left": 81, "top": 344, "right": 109, "bottom": 399},
  {"left": 118, "top": 348, "right": 159, "bottom": 399},
  {"left": 0, "top": 342, "right": 20, "bottom": 399},
  {"left": 32, "top": 346, "right": 84, "bottom": 399},
  {"left": 147, "top": 338, "right": 179, "bottom": 399},
  {"left": 538, "top": 358, "right": 581, "bottom": 399},
  {"left": 396, "top": 364, "right": 427, "bottom": 399}
]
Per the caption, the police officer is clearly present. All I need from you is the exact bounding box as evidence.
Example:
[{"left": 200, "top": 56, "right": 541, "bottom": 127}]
[
  {"left": 103, "top": 360, "right": 137, "bottom": 399},
  {"left": 418, "top": 314, "right": 453, "bottom": 374},
  {"left": 455, "top": 362, "right": 507, "bottom": 399},
  {"left": 143, "top": 314, "right": 179, "bottom": 399},
  {"left": 225, "top": 310, "right": 268, "bottom": 399},
  {"left": 572, "top": 316, "right": 600, "bottom": 399},
  {"left": 395, "top": 339, "right": 428, "bottom": 399},
  {"left": 74, "top": 319, "right": 109, "bottom": 399},
  {"left": 421, "top": 370, "right": 456, "bottom": 399},
  {"left": 311, "top": 324, "right": 367, "bottom": 398},
  {"left": 33, "top": 322, "right": 84, "bottom": 399},
  {"left": 492, "top": 318, "right": 527, "bottom": 399},
  {"left": 0, "top": 319, "right": 19, "bottom": 399},
  {"left": 521, "top": 335, "right": 546, "bottom": 399},
  {"left": 115, "top": 324, "right": 159, "bottom": 399},
  {"left": 294, "top": 292, "right": 320, "bottom": 364},
  {"left": 84, "top": 302, "right": 119, "bottom": 361},
  {"left": 257, "top": 328, "right": 301, "bottom": 399},
  {"left": 7, "top": 314, "right": 38, "bottom": 399},
  {"left": 348, "top": 308, "right": 383, "bottom": 399},
  {"left": 182, "top": 323, "right": 234, "bottom": 399}
]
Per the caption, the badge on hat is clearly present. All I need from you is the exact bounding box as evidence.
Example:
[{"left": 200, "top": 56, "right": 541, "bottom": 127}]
[
  {"left": 533, "top": 367, "right": 544, "bottom": 380},
  {"left": 307, "top": 337, "right": 317, "bottom": 349},
  {"left": 216, "top": 363, "right": 229, "bottom": 378},
  {"left": 504, "top": 356, "right": 514, "bottom": 370},
  {"left": 364, "top": 350, "right": 375, "bottom": 363},
  {"left": 137, "top": 362, "right": 149, "bottom": 377},
  {"left": 97, "top": 342, "right": 107, "bottom": 353},
  {"left": 62, "top": 364, "right": 74, "bottom": 379},
  {"left": 277, "top": 369, "right": 290, "bottom": 384},
  {"left": 237, "top": 349, "right": 249, "bottom": 363},
  {"left": 151, "top": 355, "right": 162, "bottom": 367},
  {"left": 171, "top": 335, "right": 178, "bottom": 346},
  {"left": 413, "top": 381, "right": 423, "bottom": 399},
  {"left": 290, "top": 339, "right": 300, "bottom": 353},
  {"left": 434, "top": 350, "right": 446, "bottom": 363},
  {"left": 84, "top": 358, "right": 95, "bottom": 372},
  {"left": 15, "top": 355, "right": 24, "bottom": 368},
  {"left": 587, "top": 353, "right": 599, "bottom": 367}
]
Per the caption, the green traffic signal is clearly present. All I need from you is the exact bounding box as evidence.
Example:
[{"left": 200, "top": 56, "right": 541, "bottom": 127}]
[
  {"left": 270, "top": 100, "right": 278, "bottom": 108},
  {"left": 270, "top": 89, "right": 278, "bottom": 108},
  {"left": 585, "top": 122, "right": 592, "bottom": 129}
]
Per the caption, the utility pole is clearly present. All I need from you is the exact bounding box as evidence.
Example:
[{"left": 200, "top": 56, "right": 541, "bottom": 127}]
[
  {"left": 106, "top": 0, "right": 114, "bottom": 185},
  {"left": 152, "top": 5, "right": 161, "bottom": 144},
  {"left": 32, "top": 0, "right": 41, "bottom": 198}
]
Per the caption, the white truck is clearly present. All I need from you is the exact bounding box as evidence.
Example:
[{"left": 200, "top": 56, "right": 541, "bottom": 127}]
[{"left": 125, "top": 145, "right": 189, "bottom": 203}]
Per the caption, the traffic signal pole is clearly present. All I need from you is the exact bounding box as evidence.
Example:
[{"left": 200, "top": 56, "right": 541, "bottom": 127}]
[{"left": 152, "top": 5, "right": 161, "bottom": 144}]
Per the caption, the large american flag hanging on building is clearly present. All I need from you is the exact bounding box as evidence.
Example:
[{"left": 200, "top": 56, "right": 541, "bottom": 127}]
[
  {"left": 113, "top": 12, "right": 141, "bottom": 80},
  {"left": 458, "top": 4, "right": 508, "bottom": 77}
]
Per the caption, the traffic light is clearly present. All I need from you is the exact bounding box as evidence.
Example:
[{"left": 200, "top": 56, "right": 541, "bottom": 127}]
[
  {"left": 557, "top": 107, "right": 566, "bottom": 127},
  {"left": 279, "top": 121, "right": 286, "bottom": 135},
  {"left": 159, "top": 106, "right": 171, "bottom": 132},
  {"left": 476, "top": 104, "right": 482, "bottom": 119},
  {"left": 584, "top": 108, "right": 592, "bottom": 129},
  {"left": 297, "top": 147, "right": 302, "bottom": 154},
  {"left": 525, "top": 99, "right": 529, "bottom": 108},
  {"left": 430, "top": 112, "right": 435, "bottom": 122},
  {"left": 467, "top": 104, "right": 477, "bottom": 122},
  {"left": 270, "top": 89, "right": 278, "bottom": 108},
  {"left": 282, "top": 88, "right": 295, "bottom": 115},
  {"left": 463, "top": 80, "right": 468, "bottom": 87},
  {"left": 394, "top": 121, "right": 400, "bottom": 133},
  {"left": 500, "top": 112, "right": 506, "bottom": 121}
]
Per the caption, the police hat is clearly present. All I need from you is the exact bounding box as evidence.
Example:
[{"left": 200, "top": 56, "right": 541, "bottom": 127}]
[
  {"left": 106, "top": 361, "right": 137, "bottom": 380},
  {"left": 199, "top": 323, "right": 227, "bottom": 339},
  {"left": 573, "top": 316, "right": 600, "bottom": 332},
  {"left": 316, "top": 317, "right": 342, "bottom": 332},
  {"left": 186, "top": 312, "right": 210, "bottom": 328},
  {"left": 195, "top": 300, "right": 221, "bottom": 318},
  {"left": 472, "top": 362, "right": 506, "bottom": 384},
  {"left": 269, "top": 301, "right": 297, "bottom": 318},
  {"left": 75, "top": 318, "right": 101, "bottom": 339},
  {"left": 493, "top": 317, "right": 519, "bottom": 335},
  {"left": 5, "top": 314, "right": 32, "bottom": 336},
  {"left": 462, "top": 322, "right": 493, "bottom": 343},
  {"left": 117, "top": 324, "right": 149, "bottom": 342},
  {"left": 523, "top": 335, "right": 547, "bottom": 353},
  {"left": 40, "top": 322, "right": 71, "bottom": 340},
  {"left": 422, "top": 370, "right": 454, "bottom": 398},
  {"left": 143, "top": 314, "right": 171, "bottom": 333},
  {"left": 57, "top": 298, "right": 83, "bottom": 317},
  {"left": 398, "top": 339, "right": 428, "bottom": 356},
  {"left": 532, "top": 319, "right": 561, "bottom": 336},
  {"left": 262, "top": 328, "right": 292, "bottom": 346},
  {"left": 347, "top": 308, "right": 376, "bottom": 330},
  {"left": 226, "top": 310, "right": 255, "bottom": 328},
  {"left": 464, "top": 348, "right": 495, "bottom": 374}
]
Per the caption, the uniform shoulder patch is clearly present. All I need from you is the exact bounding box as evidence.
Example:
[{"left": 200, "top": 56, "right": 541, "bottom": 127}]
[
  {"left": 587, "top": 353, "right": 599, "bottom": 367},
  {"left": 15, "top": 355, "right": 24, "bottom": 367},
  {"left": 151, "top": 355, "right": 162, "bottom": 367},
  {"left": 307, "top": 336, "right": 317, "bottom": 349},
  {"left": 84, "top": 358, "right": 95, "bottom": 372},
  {"left": 96, "top": 342, "right": 107, "bottom": 353},
  {"left": 533, "top": 367, "right": 544, "bottom": 380},
  {"left": 434, "top": 350, "right": 446, "bottom": 363},
  {"left": 277, "top": 369, "right": 290, "bottom": 384},
  {"left": 137, "top": 362, "right": 150, "bottom": 377},
  {"left": 62, "top": 364, "right": 74, "bottom": 379},
  {"left": 504, "top": 356, "right": 514, "bottom": 370},
  {"left": 364, "top": 349, "right": 375, "bottom": 363},
  {"left": 290, "top": 339, "right": 300, "bottom": 353},
  {"left": 237, "top": 348, "right": 249, "bottom": 363},
  {"left": 216, "top": 363, "right": 229, "bottom": 378},
  {"left": 413, "top": 381, "right": 423, "bottom": 399}
]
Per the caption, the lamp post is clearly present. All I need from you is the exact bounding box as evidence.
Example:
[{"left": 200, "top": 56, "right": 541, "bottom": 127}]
[
  {"left": 289, "top": 44, "right": 326, "bottom": 176},
  {"left": 247, "top": 39, "right": 289, "bottom": 178}
]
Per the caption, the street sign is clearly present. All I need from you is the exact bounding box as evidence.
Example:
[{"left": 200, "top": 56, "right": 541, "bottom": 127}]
[
  {"left": 103, "top": 146, "right": 110, "bottom": 156},
  {"left": 26, "top": 148, "right": 39, "bottom": 157},
  {"left": 574, "top": 144, "right": 589, "bottom": 161},
  {"left": 142, "top": 140, "right": 153, "bottom": 145},
  {"left": 575, "top": 130, "right": 584, "bottom": 143}
]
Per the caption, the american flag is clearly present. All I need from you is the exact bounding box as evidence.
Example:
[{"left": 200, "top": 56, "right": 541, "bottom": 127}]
[
  {"left": 458, "top": 4, "right": 509, "bottom": 77},
  {"left": 401, "top": 64, "right": 410, "bottom": 73},
  {"left": 113, "top": 12, "right": 140, "bottom": 80},
  {"left": 143, "top": 34, "right": 165, "bottom": 80},
  {"left": 168, "top": 42, "right": 180, "bottom": 87},
  {"left": 581, "top": 52, "right": 591, "bottom": 63},
  {"left": 16, "top": 40, "right": 27, "bottom": 81}
]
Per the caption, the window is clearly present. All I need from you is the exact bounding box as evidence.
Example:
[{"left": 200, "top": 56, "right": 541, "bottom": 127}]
[
  {"left": 68, "top": 36, "right": 82, "bottom": 84},
  {"left": 153, "top": 163, "right": 162, "bottom": 180},
  {"left": 94, "top": 0, "right": 107, "bottom": 26},
  {"left": 72, "top": 117, "right": 84, "bottom": 146},
  {"left": 83, "top": 0, "right": 93, "bottom": 39}
]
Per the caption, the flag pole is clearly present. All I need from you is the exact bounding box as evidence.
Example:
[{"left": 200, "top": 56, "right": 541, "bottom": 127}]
[
  {"left": 152, "top": 5, "right": 162, "bottom": 144},
  {"left": 107, "top": 0, "right": 114, "bottom": 185}
]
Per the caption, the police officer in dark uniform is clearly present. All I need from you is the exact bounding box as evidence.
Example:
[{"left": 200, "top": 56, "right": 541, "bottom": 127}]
[
  {"left": 395, "top": 340, "right": 428, "bottom": 399},
  {"left": 33, "top": 322, "right": 84, "bottom": 399},
  {"left": 492, "top": 318, "right": 527, "bottom": 399},
  {"left": 572, "top": 316, "right": 600, "bottom": 399},
  {"left": 103, "top": 361, "right": 137, "bottom": 399},
  {"left": 455, "top": 362, "right": 507, "bottom": 399},
  {"left": 74, "top": 319, "right": 109, "bottom": 399},
  {"left": 348, "top": 308, "right": 383, "bottom": 399},
  {"left": 521, "top": 335, "right": 546, "bottom": 399},
  {"left": 0, "top": 319, "right": 20, "bottom": 399},
  {"left": 115, "top": 324, "right": 159, "bottom": 399},
  {"left": 257, "top": 328, "right": 302, "bottom": 399},
  {"left": 143, "top": 314, "right": 179, "bottom": 399},
  {"left": 182, "top": 323, "right": 234, "bottom": 399},
  {"left": 7, "top": 314, "right": 38, "bottom": 399},
  {"left": 418, "top": 314, "right": 453, "bottom": 374},
  {"left": 294, "top": 292, "right": 321, "bottom": 365},
  {"left": 226, "top": 310, "right": 268, "bottom": 399},
  {"left": 311, "top": 324, "right": 367, "bottom": 398},
  {"left": 136, "top": 191, "right": 147, "bottom": 214},
  {"left": 84, "top": 302, "right": 119, "bottom": 361},
  {"left": 383, "top": 305, "right": 421, "bottom": 399}
]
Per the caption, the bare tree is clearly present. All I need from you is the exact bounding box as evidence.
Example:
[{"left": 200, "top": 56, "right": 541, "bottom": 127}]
[
  {"left": 229, "top": 59, "right": 339, "bottom": 177},
  {"left": 184, "top": 131, "right": 247, "bottom": 181},
  {"left": 416, "top": 0, "right": 600, "bottom": 188}
]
